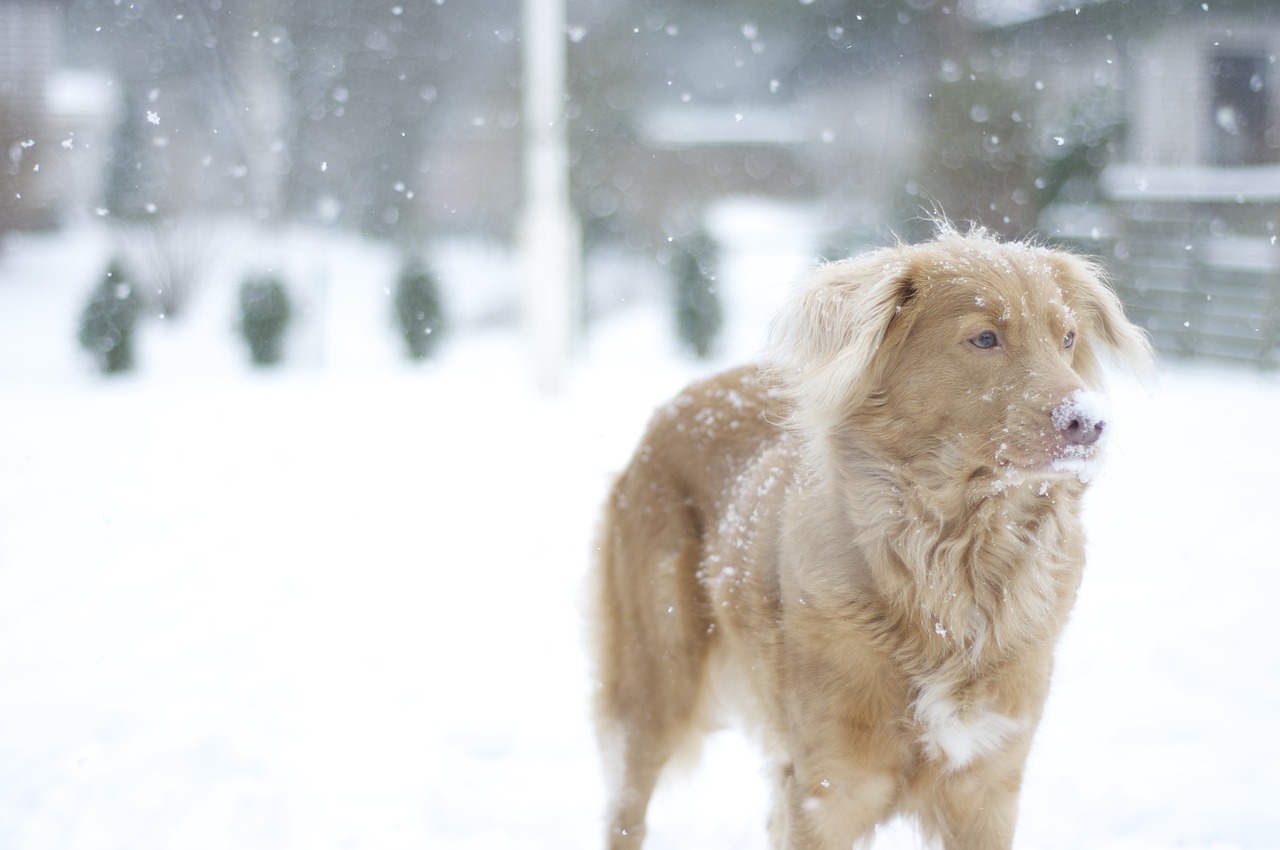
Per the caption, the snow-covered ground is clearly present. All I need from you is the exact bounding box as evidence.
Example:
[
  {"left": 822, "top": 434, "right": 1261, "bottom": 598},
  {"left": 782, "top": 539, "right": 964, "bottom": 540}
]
[{"left": 2, "top": 209, "right": 1278, "bottom": 850}]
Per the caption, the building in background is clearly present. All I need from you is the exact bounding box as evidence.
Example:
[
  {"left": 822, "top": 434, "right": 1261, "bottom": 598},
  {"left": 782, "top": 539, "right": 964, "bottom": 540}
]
[
  {"left": 1, "top": 0, "right": 115, "bottom": 233},
  {"left": 1, "top": 0, "right": 62, "bottom": 231},
  {"left": 1100, "top": 3, "right": 1280, "bottom": 366},
  {"left": 4, "top": 0, "right": 1280, "bottom": 366}
]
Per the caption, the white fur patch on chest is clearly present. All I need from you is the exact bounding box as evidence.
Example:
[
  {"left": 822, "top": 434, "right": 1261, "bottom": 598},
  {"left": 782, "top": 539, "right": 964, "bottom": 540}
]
[{"left": 914, "top": 684, "right": 1027, "bottom": 771}]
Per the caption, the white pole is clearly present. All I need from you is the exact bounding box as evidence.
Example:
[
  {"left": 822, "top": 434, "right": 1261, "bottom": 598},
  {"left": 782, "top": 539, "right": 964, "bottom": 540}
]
[{"left": 520, "top": 0, "right": 580, "bottom": 395}]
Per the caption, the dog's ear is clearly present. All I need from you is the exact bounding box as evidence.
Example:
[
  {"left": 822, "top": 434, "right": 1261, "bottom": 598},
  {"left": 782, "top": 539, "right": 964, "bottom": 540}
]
[
  {"left": 770, "top": 249, "right": 917, "bottom": 433},
  {"left": 1054, "top": 253, "right": 1155, "bottom": 387}
]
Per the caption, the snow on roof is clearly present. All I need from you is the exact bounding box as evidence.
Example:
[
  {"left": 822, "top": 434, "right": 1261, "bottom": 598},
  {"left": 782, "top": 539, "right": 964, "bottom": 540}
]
[
  {"left": 640, "top": 104, "right": 810, "bottom": 149},
  {"left": 960, "top": 0, "right": 1109, "bottom": 28},
  {"left": 962, "top": 0, "right": 1055, "bottom": 27},
  {"left": 1101, "top": 163, "right": 1280, "bottom": 202},
  {"left": 46, "top": 69, "right": 118, "bottom": 119}
]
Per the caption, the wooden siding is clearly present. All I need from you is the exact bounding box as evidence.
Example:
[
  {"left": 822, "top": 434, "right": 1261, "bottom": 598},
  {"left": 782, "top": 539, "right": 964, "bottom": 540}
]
[{"left": 1108, "top": 205, "right": 1280, "bottom": 368}]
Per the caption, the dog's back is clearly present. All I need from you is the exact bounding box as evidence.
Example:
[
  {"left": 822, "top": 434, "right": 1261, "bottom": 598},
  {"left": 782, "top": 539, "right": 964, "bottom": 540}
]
[{"left": 593, "top": 366, "right": 788, "bottom": 845}]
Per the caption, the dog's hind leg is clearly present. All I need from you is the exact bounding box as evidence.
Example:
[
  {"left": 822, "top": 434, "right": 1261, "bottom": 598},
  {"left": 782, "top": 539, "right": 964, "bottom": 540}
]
[{"left": 593, "top": 493, "right": 714, "bottom": 850}]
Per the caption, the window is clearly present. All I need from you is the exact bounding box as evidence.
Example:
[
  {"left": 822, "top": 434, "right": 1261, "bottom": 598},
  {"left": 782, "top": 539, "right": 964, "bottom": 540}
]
[{"left": 1209, "top": 53, "right": 1270, "bottom": 166}]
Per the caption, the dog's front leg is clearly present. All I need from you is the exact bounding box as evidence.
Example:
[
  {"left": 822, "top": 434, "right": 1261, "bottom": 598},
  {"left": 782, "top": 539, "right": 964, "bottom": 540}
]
[
  {"left": 925, "top": 762, "right": 1026, "bottom": 850},
  {"left": 770, "top": 758, "right": 898, "bottom": 850}
]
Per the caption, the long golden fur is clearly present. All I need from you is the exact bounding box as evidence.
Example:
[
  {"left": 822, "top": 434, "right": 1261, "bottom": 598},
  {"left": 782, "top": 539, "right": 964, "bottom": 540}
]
[{"left": 591, "top": 227, "right": 1152, "bottom": 849}]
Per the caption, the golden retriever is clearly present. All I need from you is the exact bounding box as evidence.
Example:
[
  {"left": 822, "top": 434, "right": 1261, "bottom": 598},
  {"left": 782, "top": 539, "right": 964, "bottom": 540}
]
[{"left": 591, "top": 226, "right": 1152, "bottom": 849}]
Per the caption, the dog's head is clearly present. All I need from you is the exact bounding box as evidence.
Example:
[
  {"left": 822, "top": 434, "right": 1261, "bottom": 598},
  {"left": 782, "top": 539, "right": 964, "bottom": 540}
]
[{"left": 771, "top": 226, "right": 1152, "bottom": 486}]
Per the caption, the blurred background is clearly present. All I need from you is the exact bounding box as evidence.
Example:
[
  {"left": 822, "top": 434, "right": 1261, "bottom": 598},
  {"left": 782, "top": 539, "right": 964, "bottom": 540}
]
[
  {"left": 2, "top": 2, "right": 1280, "bottom": 850},
  {"left": 3, "top": 0, "right": 1280, "bottom": 370}
]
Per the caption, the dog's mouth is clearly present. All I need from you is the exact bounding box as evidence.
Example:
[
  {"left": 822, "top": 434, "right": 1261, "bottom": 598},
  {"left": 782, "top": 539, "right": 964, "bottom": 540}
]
[
  {"left": 1048, "top": 440, "right": 1106, "bottom": 475},
  {"left": 990, "top": 439, "right": 1106, "bottom": 491}
]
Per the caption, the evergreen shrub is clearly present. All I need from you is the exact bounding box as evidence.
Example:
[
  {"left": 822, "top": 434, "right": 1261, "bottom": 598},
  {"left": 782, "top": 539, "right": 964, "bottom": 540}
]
[
  {"left": 238, "top": 274, "right": 292, "bottom": 366},
  {"left": 78, "top": 259, "right": 143, "bottom": 375},
  {"left": 393, "top": 257, "right": 445, "bottom": 360},
  {"left": 671, "top": 229, "right": 722, "bottom": 359}
]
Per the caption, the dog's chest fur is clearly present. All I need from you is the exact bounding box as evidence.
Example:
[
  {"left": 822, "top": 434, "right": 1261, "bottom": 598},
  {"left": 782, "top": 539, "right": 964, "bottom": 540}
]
[
  {"left": 913, "top": 682, "right": 1029, "bottom": 771},
  {"left": 692, "top": 380, "right": 1086, "bottom": 772}
]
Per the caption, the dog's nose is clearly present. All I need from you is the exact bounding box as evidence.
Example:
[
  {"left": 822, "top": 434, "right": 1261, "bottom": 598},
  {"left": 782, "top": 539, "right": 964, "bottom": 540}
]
[
  {"left": 1060, "top": 416, "right": 1104, "bottom": 446},
  {"left": 1052, "top": 391, "right": 1108, "bottom": 448}
]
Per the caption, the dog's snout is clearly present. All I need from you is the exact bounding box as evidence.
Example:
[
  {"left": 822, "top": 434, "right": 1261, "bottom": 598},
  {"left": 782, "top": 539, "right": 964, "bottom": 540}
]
[
  {"left": 1051, "top": 390, "right": 1109, "bottom": 449},
  {"left": 1060, "top": 416, "right": 1104, "bottom": 446}
]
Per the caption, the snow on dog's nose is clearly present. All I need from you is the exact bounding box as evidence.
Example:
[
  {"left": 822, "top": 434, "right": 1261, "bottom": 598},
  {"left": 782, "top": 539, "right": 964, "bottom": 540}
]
[
  {"left": 1050, "top": 390, "right": 1111, "bottom": 478},
  {"left": 1053, "top": 390, "right": 1109, "bottom": 446},
  {"left": 1056, "top": 402, "right": 1105, "bottom": 447}
]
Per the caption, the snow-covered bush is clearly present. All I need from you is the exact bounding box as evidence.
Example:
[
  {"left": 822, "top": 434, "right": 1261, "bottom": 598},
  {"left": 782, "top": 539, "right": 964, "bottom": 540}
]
[
  {"left": 237, "top": 274, "right": 292, "bottom": 366},
  {"left": 393, "top": 257, "right": 445, "bottom": 360},
  {"left": 78, "top": 260, "right": 144, "bottom": 375},
  {"left": 671, "top": 228, "right": 722, "bottom": 359}
]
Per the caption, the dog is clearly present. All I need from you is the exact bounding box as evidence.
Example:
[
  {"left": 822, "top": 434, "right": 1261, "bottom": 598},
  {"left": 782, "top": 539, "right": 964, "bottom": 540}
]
[{"left": 591, "top": 226, "right": 1151, "bottom": 849}]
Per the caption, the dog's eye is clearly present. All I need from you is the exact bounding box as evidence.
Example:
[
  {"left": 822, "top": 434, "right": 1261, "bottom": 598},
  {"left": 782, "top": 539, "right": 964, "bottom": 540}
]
[
  {"left": 970, "top": 330, "right": 1000, "bottom": 350},
  {"left": 1064, "top": 331, "right": 1076, "bottom": 350}
]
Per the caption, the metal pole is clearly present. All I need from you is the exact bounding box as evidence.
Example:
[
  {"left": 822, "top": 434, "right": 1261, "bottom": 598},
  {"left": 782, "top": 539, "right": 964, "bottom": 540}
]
[{"left": 520, "top": 0, "right": 580, "bottom": 395}]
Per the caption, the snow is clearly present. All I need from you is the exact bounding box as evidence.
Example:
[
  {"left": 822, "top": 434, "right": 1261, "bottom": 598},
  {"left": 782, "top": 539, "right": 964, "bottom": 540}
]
[
  {"left": 1051, "top": 389, "right": 1109, "bottom": 436},
  {"left": 1050, "top": 388, "right": 1111, "bottom": 480},
  {"left": 1101, "top": 163, "right": 1280, "bottom": 203},
  {"left": 2, "top": 210, "right": 1279, "bottom": 850}
]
